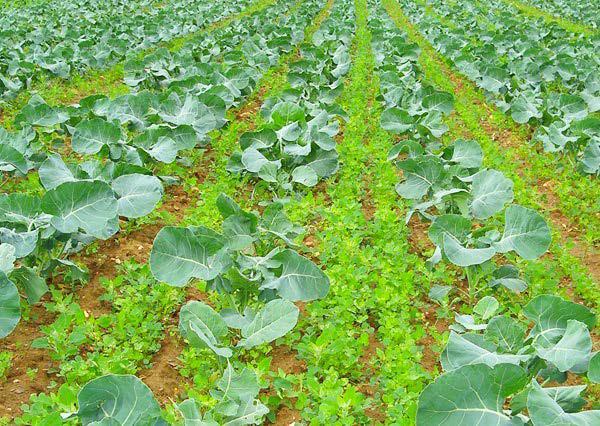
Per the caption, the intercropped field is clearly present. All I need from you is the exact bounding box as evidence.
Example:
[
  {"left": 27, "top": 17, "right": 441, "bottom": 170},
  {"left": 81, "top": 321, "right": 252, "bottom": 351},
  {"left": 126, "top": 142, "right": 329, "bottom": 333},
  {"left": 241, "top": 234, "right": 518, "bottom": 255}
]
[{"left": 0, "top": 0, "right": 598, "bottom": 424}]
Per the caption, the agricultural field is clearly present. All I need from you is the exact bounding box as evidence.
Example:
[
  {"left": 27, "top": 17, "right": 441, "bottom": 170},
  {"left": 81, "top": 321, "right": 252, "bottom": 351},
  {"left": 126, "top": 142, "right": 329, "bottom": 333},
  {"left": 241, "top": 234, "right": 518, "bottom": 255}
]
[{"left": 0, "top": 0, "right": 598, "bottom": 424}]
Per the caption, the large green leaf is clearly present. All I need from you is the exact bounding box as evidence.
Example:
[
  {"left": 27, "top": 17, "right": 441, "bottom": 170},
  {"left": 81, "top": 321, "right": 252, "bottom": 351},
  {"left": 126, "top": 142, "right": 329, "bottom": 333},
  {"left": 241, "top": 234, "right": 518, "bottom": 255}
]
[
  {"left": 238, "top": 299, "right": 299, "bottom": 349},
  {"left": 150, "top": 227, "right": 229, "bottom": 286},
  {"left": 0, "top": 144, "right": 28, "bottom": 175},
  {"left": 534, "top": 320, "right": 592, "bottom": 373},
  {"left": 396, "top": 156, "right": 445, "bottom": 200},
  {"left": 380, "top": 107, "right": 414, "bottom": 133},
  {"left": 179, "top": 301, "right": 232, "bottom": 358},
  {"left": 417, "top": 363, "right": 527, "bottom": 426},
  {"left": 0, "top": 271, "right": 20, "bottom": 338},
  {"left": 0, "top": 193, "right": 42, "bottom": 226},
  {"left": 214, "top": 364, "right": 260, "bottom": 403},
  {"left": 76, "top": 374, "right": 163, "bottom": 425},
  {"left": 41, "top": 180, "right": 118, "bottom": 238},
  {"left": 72, "top": 118, "right": 122, "bottom": 154},
  {"left": 441, "top": 332, "right": 529, "bottom": 371},
  {"left": 589, "top": 352, "right": 600, "bottom": 383},
  {"left": 38, "top": 153, "right": 76, "bottom": 190},
  {"left": 469, "top": 170, "right": 514, "bottom": 219},
  {"left": 484, "top": 316, "right": 525, "bottom": 354},
  {"left": 494, "top": 205, "right": 551, "bottom": 259},
  {"left": 111, "top": 174, "right": 163, "bottom": 218},
  {"left": 261, "top": 249, "right": 329, "bottom": 301},
  {"left": 528, "top": 381, "right": 600, "bottom": 426},
  {"left": 524, "top": 295, "right": 596, "bottom": 348},
  {"left": 442, "top": 233, "right": 496, "bottom": 267},
  {"left": 449, "top": 139, "right": 483, "bottom": 169}
]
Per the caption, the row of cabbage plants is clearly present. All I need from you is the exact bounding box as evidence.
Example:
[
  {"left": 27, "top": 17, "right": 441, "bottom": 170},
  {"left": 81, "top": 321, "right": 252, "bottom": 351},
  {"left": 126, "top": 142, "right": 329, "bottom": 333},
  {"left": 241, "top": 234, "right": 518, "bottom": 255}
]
[
  {"left": 0, "top": 0, "right": 325, "bottom": 341},
  {"left": 0, "top": 0, "right": 255, "bottom": 99},
  {"left": 398, "top": 0, "right": 599, "bottom": 175},
  {"left": 368, "top": 1, "right": 600, "bottom": 424},
  {"left": 61, "top": 0, "right": 357, "bottom": 423}
]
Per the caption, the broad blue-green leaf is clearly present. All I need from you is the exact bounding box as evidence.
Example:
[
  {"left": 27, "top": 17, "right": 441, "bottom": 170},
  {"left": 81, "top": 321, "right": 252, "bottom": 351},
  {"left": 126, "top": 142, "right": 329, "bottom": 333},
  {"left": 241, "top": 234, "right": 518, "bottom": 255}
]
[
  {"left": 39, "top": 153, "right": 76, "bottom": 190},
  {"left": 450, "top": 139, "right": 483, "bottom": 169},
  {"left": 469, "top": 170, "right": 514, "bottom": 219},
  {"left": 380, "top": 107, "right": 413, "bottom": 133},
  {"left": 396, "top": 157, "right": 445, "bottom": 200},
  {"left": 261, "top": 249, "right": 329, "bottom": 301},
  {"left": 111, "top": 174, "right": 163, "bottom": 218},
  {"left": 291, "top": 165, "right": 318, "bottom": 187},
  {"left": 222, "top": 398, "right": 268, "bottom": 426},
  {"left": 0, "top": 144, "right": 28, "bottom": 175},
  {"left": 441, "top": 332, "right": 529, "bottom": 371},
  {"left": 0, "top": 272, "right": 20, "bottom": 338},
  {"left": 524, "top": 295, "right": 596, "bottom": 348},
  {"left": 484, "top": 316, "right": 526, "bottom": 353},
  {"left": 238, "top": 299, "right": 299, "bottom": 349},
  {"left": 41, "top": 180, "right": 118, "bottom": 238},
  {"left": 72, "top": 118, "right": 122, "bottom": 155},
  {"left": 76, "top": 374, "right": 163, "bottom": 425},
  {"left": 534, "top": 320, "right": 592, "bottom": 373},
  {"left": 150, "top": 227, "right": 229, "bottom": 287},
  {"left": 0, "top": 228, "right": 37, "bottom": 258},
  {"left": 422, "top": 92, "right": 454, "bottom": 115},
  {"left": 489, "top": 265, "right": 527, "bottom": 293},
  {"left": 179, "top": 301, "right": 232, "bottom": 358},
  {"left": 474, "top": 296, "right": 499, "bottom": 320},
  {"left": 270, "top": 102, "right": 305, "bottom": 127},
  {"left": 214, "top": 365, "right": 260, "bottom": 403},
  {"left": 479, "top": 67, "right": 508, "bottom": 93},
  {"left": 589, "top": 352, "right": 600, "bottom": 383},
  {"left": 511, "top": 93, "right": 542, "bottom": 124},
  {"left": 418, "top": 111, "right": 449, "bottom": 138},
  {"left": 222, "top": 213, "right": 258, "bottom": 251},
  {"left": 442, "top": 233, "right": 496, "bottom": 267},
  {"left": 429, "top": 215, "right": 471, "bottom": 247},
  {"left": 417, "top": 363, "right": 527, "bottom": 426},
  {"left": 177, "top": 399, "right": 218, "bottom": 426},
  {"left": 527, "top": 381, "right": 600, "bottom": 426},
  {"left": 494, "top": 205, "right": 551, "bottom": 260},
  {"left": 239, "top": 129, "right": 277, "bottom": 150},
  {"left": 0, "top": 193, "right": 41, "bottom": 226},
  {"left": 10, "top": 266, "right": 48, "bottom": 305},
  {"left": 580, "top": 140, "right": 599, "bottom": 175}
]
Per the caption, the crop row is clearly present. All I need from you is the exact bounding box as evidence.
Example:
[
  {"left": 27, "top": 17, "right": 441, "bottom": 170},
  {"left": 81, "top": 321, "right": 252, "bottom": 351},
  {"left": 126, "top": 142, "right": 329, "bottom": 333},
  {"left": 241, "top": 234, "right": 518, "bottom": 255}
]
[
  {"left": 369, "top": 0, "right": 600, "bottom": 424},
  {"left": 522, "top": 0, "right": 599, "bottom": 29},
  {"left": 0, "top": 0, "right": 323, "bottom": 342},
  {"left": 397, "top": 0, "right": 599, "bottom": 175},
  {"left": 0, "top": 0, "right": 254, "bottom": 99}
]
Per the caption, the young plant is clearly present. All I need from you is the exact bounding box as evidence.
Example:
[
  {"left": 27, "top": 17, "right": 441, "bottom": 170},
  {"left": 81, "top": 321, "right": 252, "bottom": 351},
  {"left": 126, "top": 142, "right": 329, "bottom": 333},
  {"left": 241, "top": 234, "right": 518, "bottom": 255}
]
[{"left": 417, "top": 295, "right": 600, "bottom": 425}]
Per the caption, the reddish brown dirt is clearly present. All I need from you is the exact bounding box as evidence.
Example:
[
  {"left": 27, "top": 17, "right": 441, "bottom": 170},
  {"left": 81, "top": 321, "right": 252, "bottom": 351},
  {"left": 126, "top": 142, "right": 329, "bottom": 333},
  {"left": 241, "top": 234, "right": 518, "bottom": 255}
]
[
  {"left": 270, "top": 345, "right": 307, "bottom": 375},
  {"left": 138, "top": 334, "right": 190, "bottom": 406},
  {"left": 417, "top": 305, "right": 450, "bottom": 373},
  {"left": 270, "top": 407, "right": 302, "bottom": 425},
  {"left": 0, "top": 305, "right": 58, "bottom": 416},
  {"left": 76, "top": 223, "right": 163, "bottom": 317},
  {"left": 406, "top": 215, "right": 434, "bottom": 255},
  {"left": 356, "top": 315, "right": 386, "bottom": 423}
]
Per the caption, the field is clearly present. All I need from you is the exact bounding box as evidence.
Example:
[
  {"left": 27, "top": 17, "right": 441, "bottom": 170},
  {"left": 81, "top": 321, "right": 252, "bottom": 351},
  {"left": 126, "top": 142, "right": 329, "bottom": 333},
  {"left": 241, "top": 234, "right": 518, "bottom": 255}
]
[{"left": 0, "top": 0, "right": 598, "bottom": 424}]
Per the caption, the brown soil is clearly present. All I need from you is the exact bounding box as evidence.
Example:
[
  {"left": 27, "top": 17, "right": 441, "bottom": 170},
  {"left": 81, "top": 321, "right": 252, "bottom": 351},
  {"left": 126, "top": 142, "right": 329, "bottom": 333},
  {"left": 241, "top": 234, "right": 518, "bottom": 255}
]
[
  {"left": 270, "top": 406, "right": 302, "bottom": 425},
  {"left": 406, "top": 215, "right": 434, "bottom": 255},
  {"left": 75, "top": 223, "right": 163, "bottom": 317},
  {"left": 0, "top": 305, "right": 58, "bottom": 416},
  {"left": 270, "top": 345, "right": 307, "bottom": 375},
  {"left": 416, "top": 305, "right": 450, "bottom": 373},
  {"left": 356, "top": 316, "right": 386, "bottom": 423},
  {"left": 138, "top": 334, "right": 190, "bottom": 406}
]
